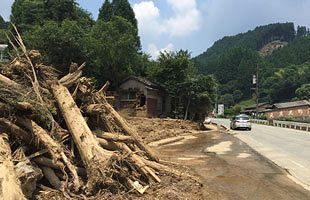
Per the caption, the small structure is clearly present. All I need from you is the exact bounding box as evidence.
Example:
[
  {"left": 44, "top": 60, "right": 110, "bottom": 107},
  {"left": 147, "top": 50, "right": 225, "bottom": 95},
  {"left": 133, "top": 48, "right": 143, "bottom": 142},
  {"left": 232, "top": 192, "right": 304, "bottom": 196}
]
[
  {"left": 0, "top": 44, "right": 8, "bottom": 62},
  {"left": 243, "top": 102, "right": 272, "bottom": 116},
  {"left": 264, "top": 100, "right": 310, "bottom": 119},
  {"left": 116, "top": 76, "right": 170, "bottom": 117}
]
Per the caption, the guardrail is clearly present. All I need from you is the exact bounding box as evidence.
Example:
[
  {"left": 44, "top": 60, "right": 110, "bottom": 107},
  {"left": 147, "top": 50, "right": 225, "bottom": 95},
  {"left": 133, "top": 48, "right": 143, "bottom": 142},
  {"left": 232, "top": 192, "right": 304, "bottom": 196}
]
[{"left": 251, "top": 119, "right": 310, "bottom": 132}]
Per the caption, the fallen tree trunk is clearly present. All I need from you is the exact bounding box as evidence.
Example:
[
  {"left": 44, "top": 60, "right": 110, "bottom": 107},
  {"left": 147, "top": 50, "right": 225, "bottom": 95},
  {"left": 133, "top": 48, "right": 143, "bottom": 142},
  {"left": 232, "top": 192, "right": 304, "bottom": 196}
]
[
  {"left": 41, "top": 167, "right": 62, "bottom": 190},
  {"left": 59, "top": 63, "right": 85, "bottom": 88},
  {"left": 18, "top": 118, "right": 80, "bottom": 190},
  {"left": 0, "top": 74, "right": 20, "bottom": 87},
  {"left": 114, "top": 142, "right": 161, "bottom": 183},
  {"left": 96, "top": 132, "right": 134, "bottom": 143},
  {"left": 87, "top": 103, "right": 159, "bottom": 162},
  {"left": 32, "top": 156, "right": 87, "bottom": 177},
  {"left": 0, "top": 133, "right": 26, "bottom": 200},
  {"left": 51, "top": 82, "right": 114, "bottom": 191},
  {"left": 0, "top": 118, "right": 32, "bottom": 144},
  {"left": 96, "top": 137, "right": 160, "bottom": 183}
]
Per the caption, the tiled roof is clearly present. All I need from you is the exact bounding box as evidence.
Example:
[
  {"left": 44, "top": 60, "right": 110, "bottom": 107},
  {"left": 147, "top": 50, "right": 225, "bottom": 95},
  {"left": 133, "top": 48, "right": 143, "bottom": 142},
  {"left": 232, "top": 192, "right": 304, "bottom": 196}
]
[
  {"left": 120, "top": 76, "right": 165, "bottom": 90},
  {"left": 273, "top": 100, "right": 310, "bottom": 109}
]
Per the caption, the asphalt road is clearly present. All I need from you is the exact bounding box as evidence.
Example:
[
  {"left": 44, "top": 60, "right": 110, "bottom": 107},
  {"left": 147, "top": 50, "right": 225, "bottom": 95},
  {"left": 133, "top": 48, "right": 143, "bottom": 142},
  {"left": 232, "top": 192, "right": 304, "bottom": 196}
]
[{"left": 212, "top": 118, "right": 310, "bottom": 190}]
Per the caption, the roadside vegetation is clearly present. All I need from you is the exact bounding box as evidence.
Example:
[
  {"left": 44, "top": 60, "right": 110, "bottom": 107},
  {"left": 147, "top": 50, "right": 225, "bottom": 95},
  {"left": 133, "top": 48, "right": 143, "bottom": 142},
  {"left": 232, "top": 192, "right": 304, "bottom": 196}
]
[{"left": 0, "top": 0, "right": 216, "bottom": 121}]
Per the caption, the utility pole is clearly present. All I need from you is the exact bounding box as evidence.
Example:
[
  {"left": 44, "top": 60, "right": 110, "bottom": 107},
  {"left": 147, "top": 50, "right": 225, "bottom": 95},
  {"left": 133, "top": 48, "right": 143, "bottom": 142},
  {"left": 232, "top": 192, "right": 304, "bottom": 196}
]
[
  {"left": 255, "top": 64, "right": 259, "bottom": 118},
  {"left": 252, "top": 64, "right": 259, "bottom": 119}
]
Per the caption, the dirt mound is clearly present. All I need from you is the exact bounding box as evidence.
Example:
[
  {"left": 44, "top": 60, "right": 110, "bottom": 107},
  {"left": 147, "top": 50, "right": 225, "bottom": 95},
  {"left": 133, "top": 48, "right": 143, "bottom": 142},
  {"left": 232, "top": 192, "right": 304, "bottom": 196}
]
[{"left": 127, "top": 117, "right": 200, "bottom": 143}]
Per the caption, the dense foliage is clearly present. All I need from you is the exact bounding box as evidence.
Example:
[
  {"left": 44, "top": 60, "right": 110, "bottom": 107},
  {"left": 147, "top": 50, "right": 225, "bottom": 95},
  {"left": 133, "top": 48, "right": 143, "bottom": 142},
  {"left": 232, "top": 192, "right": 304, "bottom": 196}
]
[
  {"left": 148, "top": 50, "right": 216, "bottom": 120},
  {"left": 0, "top": 15, "right": 8, "bottom": 44},
  {"left": 0, "top": 15, "right": 9, "bottom": 29},
  {"left": 3, "top": 0, "right": 216, "bottom": 118},
  {"left": 98, "top": 0, "right": 140, "bottom": 49},
  {"left": 194, "top": 22, "right": 310, "bottom": 107}
]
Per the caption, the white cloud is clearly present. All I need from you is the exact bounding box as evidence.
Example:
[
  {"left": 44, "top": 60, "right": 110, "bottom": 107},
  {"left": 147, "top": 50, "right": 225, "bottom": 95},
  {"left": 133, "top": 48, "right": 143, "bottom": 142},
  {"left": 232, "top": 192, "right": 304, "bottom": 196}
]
[
  {"left": 133, "top": 1, "right": 165, "bottom": 37},
  {"left": 147, "top": 43, "right": 174, "bottom": 59},
  {"left": 133, "top": 0, "right": 201, "bottom": 37}
]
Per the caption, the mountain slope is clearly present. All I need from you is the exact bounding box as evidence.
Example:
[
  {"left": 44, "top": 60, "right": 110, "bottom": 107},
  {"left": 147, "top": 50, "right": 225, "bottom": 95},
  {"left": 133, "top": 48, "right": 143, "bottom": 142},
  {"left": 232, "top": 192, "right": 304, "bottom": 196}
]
[{"left": 193, "top": 22, "right": 310, "bottom": 105}]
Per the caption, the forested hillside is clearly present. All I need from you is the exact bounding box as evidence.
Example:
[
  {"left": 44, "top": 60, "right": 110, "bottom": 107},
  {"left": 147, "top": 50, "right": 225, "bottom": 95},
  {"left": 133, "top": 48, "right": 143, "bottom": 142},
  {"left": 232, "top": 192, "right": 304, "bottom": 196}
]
[{"left": 194, "top": 23, "right": 310, "bottom": 107}]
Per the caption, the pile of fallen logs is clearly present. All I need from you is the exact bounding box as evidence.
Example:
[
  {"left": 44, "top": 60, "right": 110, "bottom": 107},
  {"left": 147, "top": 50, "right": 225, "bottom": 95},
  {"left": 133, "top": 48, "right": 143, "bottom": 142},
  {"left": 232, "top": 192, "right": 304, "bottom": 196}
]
[{"left": 0, "top": 26, "right": 187, "bottom": 199}]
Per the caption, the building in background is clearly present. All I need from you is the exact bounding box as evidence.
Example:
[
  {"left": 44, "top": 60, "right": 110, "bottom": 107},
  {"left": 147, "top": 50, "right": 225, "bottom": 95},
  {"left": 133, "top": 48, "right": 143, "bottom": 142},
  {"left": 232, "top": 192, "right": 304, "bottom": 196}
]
[
  {"left": 264, "top": 100, "right": 310, "bottom": 120},
  {"left": 0, "top": 44, "right": 8, "bottom": 62},
  {"left": 116, "top": 76, "right": 170, "bottom": 117}
]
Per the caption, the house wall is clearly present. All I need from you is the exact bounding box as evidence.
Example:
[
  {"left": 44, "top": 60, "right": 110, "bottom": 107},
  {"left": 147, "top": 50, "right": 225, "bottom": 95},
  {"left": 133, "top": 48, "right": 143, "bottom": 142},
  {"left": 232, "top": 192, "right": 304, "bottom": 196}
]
[
  {"left": 265, "top": 106, "right": 310, "bottom": 119},
  {"left": 146, "top": 89, "right": 163, "bottom": 116},
  {"left": 119, "top": 79, "right": 147, "bottom": 95},
  {"left": 118, "top": 79, "right": 166, "bottom": 117}
]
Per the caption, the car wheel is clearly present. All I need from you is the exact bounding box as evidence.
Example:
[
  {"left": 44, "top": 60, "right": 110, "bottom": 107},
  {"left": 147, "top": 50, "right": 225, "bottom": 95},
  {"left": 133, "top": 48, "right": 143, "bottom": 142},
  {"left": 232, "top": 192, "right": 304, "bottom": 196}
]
[{"left": 248, "top": 128, "right": 251, "bottom": 131}]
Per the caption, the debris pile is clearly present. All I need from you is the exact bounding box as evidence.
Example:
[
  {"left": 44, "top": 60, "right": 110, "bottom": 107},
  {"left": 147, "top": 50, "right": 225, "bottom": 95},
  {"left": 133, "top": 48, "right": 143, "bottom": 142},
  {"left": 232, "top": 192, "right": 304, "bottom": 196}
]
[{"left": 0, "top": 27, "right": 197, "bottom": 199}]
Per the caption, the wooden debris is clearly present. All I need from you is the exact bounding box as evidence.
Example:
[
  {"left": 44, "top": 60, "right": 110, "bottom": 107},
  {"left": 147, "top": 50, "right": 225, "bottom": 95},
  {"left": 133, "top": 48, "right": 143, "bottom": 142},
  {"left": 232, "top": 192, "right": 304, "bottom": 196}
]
[
  {"left": 0, "top": 133, "right": 26, "bottom": 200},
  {"left": 0, "top": 28, "right": 193, "bottom": 198},
  {"left": 87, "top": 103, "right": 159, "bottom": 162},
  {"left": 51, "top": 82, "right": 114, "bottom": 191},
  {"left": 41, "top": 167, "right": 62, "bottom": 190}
]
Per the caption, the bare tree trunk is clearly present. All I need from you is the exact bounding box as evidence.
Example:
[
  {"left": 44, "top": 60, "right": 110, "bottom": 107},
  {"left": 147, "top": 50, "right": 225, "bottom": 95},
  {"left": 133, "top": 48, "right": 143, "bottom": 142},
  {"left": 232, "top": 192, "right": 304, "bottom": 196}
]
[
  {"left": 41, "top": 167, "right": 62, "bottom": 190},
  {"left": 95, "top": 132, "right": 134, "bottom": 143},
  {"left": 184, "top": 98, "right": 191, "bottom": 120},
  {"left": 0, "top": 118, "right": 32, "bottom": 144},
  {"left": 0, "top": 133, "right": 26, "bottom": 200},
  {"left": 51, "top": 82, "right": 114, "bottom": 191},
  {"left": 87, "top": 102, "right": 159, "bottom": 162},
  {"left": 19, "top": 118, "right": 80, "bottom": 190},
  {"left": 0, "top": 74, "right": 20, "bottom": 87}
]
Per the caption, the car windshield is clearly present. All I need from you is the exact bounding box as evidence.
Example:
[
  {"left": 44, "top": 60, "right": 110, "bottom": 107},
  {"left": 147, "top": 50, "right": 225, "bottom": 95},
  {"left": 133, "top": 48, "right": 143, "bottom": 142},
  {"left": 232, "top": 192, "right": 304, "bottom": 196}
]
[{"left": 236, "top": 116, "right": 249, "bottom": 120}]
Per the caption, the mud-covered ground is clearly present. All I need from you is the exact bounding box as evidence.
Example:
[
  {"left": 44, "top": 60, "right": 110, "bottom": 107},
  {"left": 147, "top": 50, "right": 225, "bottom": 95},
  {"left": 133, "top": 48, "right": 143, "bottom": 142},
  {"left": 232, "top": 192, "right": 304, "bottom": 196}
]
[
  {"left": 157, "top": 130, "right": 310, "bottom": 200},
  {"left": 128, "top": 117, "right": 310, "bottom": 199}
]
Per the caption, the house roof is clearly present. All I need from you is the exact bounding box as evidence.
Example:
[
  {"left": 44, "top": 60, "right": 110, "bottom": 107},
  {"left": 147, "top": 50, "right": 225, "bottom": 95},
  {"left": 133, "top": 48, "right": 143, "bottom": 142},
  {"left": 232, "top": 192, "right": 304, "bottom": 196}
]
[
  {"left": 244, "top": 102, "right": 272, "bottom": 110},
  {"left": 120, "top": 76, "right": 165, "bottom": 91},
  {"left": 273, "top": 100, "right": 310, "bottom": 109}
]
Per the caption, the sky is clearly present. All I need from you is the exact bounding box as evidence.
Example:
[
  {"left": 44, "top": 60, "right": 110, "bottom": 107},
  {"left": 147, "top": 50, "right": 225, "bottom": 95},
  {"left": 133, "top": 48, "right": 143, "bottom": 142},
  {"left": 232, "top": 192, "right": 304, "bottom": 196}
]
[{"left": 1, "top": 0, "right": 310, "bottom": 58}]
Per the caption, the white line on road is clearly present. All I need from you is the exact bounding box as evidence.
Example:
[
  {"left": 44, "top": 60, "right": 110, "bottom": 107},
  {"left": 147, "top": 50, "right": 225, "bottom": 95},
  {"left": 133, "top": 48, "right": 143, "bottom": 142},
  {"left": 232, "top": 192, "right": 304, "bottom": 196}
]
[{"left": 290, "top": 160, "right": 305, "bottom": 168}]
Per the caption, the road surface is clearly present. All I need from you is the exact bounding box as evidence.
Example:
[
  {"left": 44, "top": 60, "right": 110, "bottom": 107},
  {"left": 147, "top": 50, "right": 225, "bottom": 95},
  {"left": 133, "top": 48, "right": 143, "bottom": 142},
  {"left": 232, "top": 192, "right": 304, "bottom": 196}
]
[{"left": 212, "top": 118, "right": 310, "bottom": 190}]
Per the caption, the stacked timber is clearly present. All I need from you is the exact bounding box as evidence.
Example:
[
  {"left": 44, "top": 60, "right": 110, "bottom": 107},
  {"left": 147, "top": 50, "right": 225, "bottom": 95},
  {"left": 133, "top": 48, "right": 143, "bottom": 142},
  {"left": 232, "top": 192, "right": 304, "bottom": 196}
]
[{"left": 0, "top": 26, "right": 189, "bottom": 199}]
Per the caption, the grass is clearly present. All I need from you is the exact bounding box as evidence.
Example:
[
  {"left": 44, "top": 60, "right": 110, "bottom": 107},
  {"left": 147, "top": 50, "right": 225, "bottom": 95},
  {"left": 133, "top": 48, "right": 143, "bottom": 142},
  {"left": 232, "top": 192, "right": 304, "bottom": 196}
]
[{"left": 236, "top": 99, "right": 255, "bottom": 110}]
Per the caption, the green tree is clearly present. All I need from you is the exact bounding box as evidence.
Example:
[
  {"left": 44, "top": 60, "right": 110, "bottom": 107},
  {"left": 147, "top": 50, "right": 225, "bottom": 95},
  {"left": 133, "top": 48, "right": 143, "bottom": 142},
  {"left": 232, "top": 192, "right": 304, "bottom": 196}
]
[
  {"left": 98, "top": 0, "right": 113, "bottom": 22},
  {"left": 98, "top": 0, "right": 140, "bottom": 49},
  {"left": 43, "top": 0, "right": 77, "bottom": 22},
  {"left": 297, "top": 26, "right": 307, "bottom": 38},
  {"left": 148, "top": 50, "right": 215, "bottom": 120},
  {"left": 111, "top": 0, "right": 137, "bottom": 29},
  {"left": 182, "top": 75, "right": 216, "bottom": 120},
  {"left": 296, "top": 84, "right": 310, "bottom": 100},
  {"left": 233, "top": 90, "right": 243, "bottom": 102},
  {"left": 86, "top": 16, "right": 140, "bottom": 88},
  {"left": 11, "top": 0, "right": 93, "bottom": 32},
  {"left": 11, "top": 0, "right": 45, "bottom": 32},
  {"left": 24, "top": 20, "right": 87, "bottom": 72},
  {"left": 0, "top": 29, "right": 7, "bottom": 44},
  {"left": 0, "top": 15, "right": 8, "bottom": 29},
  {"left": 220, "top": 93, "right": 234, "bottom": 108}
]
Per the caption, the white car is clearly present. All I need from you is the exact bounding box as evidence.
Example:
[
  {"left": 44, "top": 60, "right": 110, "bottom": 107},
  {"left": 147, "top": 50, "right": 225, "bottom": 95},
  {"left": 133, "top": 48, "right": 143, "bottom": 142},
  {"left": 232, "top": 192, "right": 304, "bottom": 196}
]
[{"left": 230, "top": 114, "right": 251, "bottom": 131}]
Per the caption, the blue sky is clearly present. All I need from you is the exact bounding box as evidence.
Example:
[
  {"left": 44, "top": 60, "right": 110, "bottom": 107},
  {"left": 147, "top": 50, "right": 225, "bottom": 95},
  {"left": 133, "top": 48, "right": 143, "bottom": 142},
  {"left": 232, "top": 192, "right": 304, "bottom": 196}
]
[{"left": 1, "top": 0, "right": 310, "bottom": 58}]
